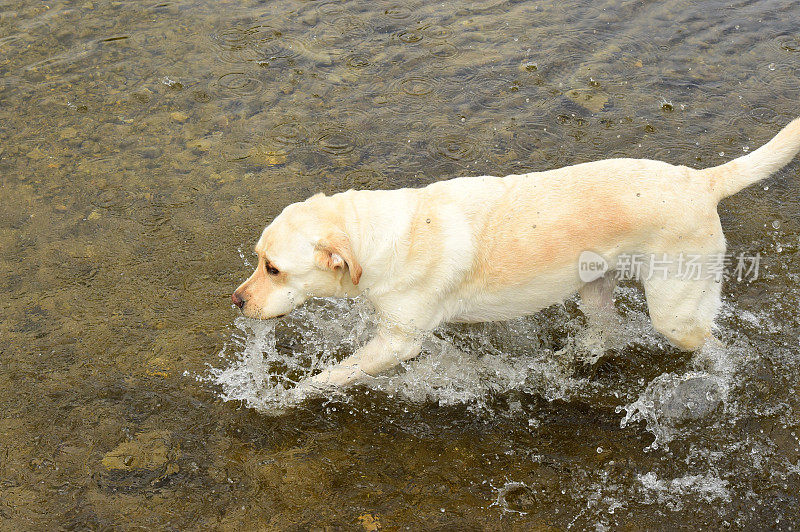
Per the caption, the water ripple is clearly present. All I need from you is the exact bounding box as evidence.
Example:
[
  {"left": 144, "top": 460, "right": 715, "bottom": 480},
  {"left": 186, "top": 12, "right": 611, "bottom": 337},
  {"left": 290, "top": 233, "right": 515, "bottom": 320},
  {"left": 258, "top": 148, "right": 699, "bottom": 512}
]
[
  {"left": 421, "top": 23, "right": 454, "bottom": 41},
  {"left": 254, "top": 37, "right": 305, "bottom": 66},
  {"left": 0, "top": 34, "right": 25, "bottom": 50},
  {"left": 336, "top": 167, "right": 388, "bottom": 190},
  {"left": 315, "top": 1, "right": 347, "bottom": 17},
  {"left": 215, "top": 47, "right": 259, "bottom": 64},
  {"left": 212, "top": 25, "right": 283, "bottom": 63},
  {"left": 216, "top": 72, "right": 264, "bottom": 95},
  {"left": 776, "top": 36, "right": 800, "bottom": 53},
  {"left": 464, "top": 74, "right": 524, "bottom": 110},
  {"left": 268, "top": 119, "right": 310, "bottom": 146},
  {"left": 650, "top": 141, "right": 709, "bottom": 166},
  {"left": 509, "top": 121, "right": 564, "bottom": 158},
  {"left": 749, "top": 106, "right": 783, "bottom": 125},
  {"left": 398, "top": 76, "right": 436, "bottom": 96},
  {"left": 431, "top": 132, "right": 483, "bottom": 163},
  {"left": 382, "top": 4, "right": 412, "bottom": 20},
  {"left": 426, "top": 41, "right": 460, "bottom": 61},
  {"left": 316, "top": 125, "right": 361, "bottom": 156},
  {"left": 217, "top": 138, "right": 254, "bottom": 161},
  {"left": 234, "top": 25, "right": 282, "bottom": 45},
  {"left": 330, "top": 14, "right": 374, "bottom": 38},
  {"left": 395, "top": 29, "right": 424, "bottom": 44},
  {"left": 345, "top": 53, "right": 371, "bottom": 69}
]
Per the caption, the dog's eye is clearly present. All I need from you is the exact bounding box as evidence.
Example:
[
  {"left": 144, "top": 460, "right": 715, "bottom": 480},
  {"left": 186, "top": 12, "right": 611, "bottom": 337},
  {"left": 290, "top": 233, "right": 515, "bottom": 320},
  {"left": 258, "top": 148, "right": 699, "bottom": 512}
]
[{"left": 266, "top": 264, "right": 280, "bottom": 276}]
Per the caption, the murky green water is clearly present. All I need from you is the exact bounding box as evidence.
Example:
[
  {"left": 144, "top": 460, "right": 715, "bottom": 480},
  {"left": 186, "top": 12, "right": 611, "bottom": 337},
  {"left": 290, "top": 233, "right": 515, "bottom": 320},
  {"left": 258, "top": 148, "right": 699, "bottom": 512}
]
[{"left": 2, "top": 0, "right": 800, "bottom": 528}]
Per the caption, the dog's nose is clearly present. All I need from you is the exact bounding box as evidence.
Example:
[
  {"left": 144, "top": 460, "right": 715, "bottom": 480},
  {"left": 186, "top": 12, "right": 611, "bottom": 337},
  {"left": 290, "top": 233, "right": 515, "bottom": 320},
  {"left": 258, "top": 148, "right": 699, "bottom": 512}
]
[{"left": 231, "top": 291, "right": 245, "bottom": 309}]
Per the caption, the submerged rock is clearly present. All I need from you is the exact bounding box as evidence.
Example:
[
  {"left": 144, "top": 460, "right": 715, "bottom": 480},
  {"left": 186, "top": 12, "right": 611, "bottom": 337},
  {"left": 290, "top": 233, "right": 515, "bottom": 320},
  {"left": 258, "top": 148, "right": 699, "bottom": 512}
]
[
  {"left": 565, "top": 88, "right": 609, "bottom": 114},
  {"left": 169, "top": 111, "right": 189, "bottom": 122},
  {"left": 621, "top": 369, "right": 728, "bottom": 449},
  {"left": 102, "top": 430, "right": 177, "bottom": 471},
  {"left": 654, "top": 375, "right": 724, "bottom": 424},
  {"left": 358, "top": 513, "right": 381, "bottom": 531}
]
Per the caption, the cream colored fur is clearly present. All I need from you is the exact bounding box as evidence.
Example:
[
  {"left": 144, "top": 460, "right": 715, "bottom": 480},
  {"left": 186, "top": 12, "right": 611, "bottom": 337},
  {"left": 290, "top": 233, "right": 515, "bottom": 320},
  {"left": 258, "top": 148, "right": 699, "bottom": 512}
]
[{"left": 233, "top": 117, "right": 800, "bottom": 390}]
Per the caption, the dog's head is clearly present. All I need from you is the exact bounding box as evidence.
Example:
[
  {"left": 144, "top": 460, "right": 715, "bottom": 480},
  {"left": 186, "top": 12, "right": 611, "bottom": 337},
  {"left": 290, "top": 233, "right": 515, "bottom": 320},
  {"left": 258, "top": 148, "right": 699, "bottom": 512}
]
[{"left": 231, "top": 195, "right": 362, "bottom": 320}]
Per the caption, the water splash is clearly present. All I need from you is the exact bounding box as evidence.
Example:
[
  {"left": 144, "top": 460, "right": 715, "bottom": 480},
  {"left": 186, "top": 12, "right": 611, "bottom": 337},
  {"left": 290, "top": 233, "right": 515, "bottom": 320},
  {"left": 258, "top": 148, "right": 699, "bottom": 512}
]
[
  {"left": 638, "top": 472, "right": 731, "bottom": 510},
  {"left": 370, "top": 331, "right": 584, "bottom": 409},
  {"left": 619, "top": 370, "right": 729, "bottom": 449},
  {"left": 203, "top": 298, "right": 376, "bottom": 414},
  {"left": 205, "top": 282, "right": 761, "bottom": 467},
  {"left": 488, "top": 480, "right": 529, "bottom": 515},
  {"left": 204, "top": 297, "right": 593, "bottom": 415}
]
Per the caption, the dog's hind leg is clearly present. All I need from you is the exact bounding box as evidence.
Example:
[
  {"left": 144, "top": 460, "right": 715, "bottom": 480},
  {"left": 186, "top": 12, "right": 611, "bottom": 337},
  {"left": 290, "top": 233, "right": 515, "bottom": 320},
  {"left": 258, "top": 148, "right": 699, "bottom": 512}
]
[
  {"left": 642, "top": 274, "right": 722, "bottom": 352},
  {"left": 643, "top": 223, "right": 726, "bottom": 352},
  {"left": 640, "top": 270, "right": 729, "bottom": 422}
]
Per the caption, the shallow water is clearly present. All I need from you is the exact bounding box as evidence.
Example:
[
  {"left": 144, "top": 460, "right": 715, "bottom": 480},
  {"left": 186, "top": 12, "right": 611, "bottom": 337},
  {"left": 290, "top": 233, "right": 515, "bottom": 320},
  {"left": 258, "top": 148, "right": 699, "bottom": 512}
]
[{"left": 1, "top": 0, "right": 800, "bottom": 529}]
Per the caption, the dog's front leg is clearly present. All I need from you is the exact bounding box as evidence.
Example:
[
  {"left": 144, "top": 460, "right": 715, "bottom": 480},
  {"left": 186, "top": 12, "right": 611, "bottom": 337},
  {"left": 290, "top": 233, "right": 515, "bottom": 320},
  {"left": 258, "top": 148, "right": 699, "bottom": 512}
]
[{"left": 308, "top": 325, "right": 422, "bottom": 388}]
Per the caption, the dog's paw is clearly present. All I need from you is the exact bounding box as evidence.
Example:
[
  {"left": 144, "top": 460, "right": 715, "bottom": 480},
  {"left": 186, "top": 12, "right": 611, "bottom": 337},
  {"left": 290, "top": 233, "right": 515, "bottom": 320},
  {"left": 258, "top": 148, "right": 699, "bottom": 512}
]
[
  {"left": 288, "top": 378, "right": 331, "bottom": 402},
  {"left": 288, "top": 365, "right": 369, "bottom": 405},
  {"left": 309, "top": 364, "right": 366, "bottom": 388}
]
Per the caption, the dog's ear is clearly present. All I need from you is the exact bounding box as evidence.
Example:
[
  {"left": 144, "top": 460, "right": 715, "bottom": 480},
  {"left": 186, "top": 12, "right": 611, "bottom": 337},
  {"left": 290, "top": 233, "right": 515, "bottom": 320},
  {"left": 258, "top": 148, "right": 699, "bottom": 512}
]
[{"left": 315, "top": 235, "right": 362, "bottom": 285}]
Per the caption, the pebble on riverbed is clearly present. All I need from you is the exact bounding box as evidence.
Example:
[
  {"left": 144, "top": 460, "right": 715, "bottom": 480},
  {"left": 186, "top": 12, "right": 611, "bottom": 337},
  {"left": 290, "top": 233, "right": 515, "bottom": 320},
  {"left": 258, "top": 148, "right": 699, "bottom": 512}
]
[
  {"left": 169, "top": 111, "right": 189, "bottom": 122},
  {"left": 358, "top": 513, "right": 381, "bottom": 531},
  {"left": 101, "top": 430, "right": 178, "bottom": 471}
]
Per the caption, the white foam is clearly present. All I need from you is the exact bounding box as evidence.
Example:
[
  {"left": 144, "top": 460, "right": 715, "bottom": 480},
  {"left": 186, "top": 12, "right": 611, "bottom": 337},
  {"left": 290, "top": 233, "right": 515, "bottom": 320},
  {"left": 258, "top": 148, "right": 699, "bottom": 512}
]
[
  {"left": 370, "top": 331, "right": 586, "bottom": 409},
  {"left": 638, "top": 471, "right": 731, "bottom": 510}
]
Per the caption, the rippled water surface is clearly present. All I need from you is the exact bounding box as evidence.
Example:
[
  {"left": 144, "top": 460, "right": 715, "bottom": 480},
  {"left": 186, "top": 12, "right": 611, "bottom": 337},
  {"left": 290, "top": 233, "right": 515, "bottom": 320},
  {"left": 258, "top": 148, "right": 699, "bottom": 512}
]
[{"left": 2, "top": 0, "right": 800, "bottom": 529}]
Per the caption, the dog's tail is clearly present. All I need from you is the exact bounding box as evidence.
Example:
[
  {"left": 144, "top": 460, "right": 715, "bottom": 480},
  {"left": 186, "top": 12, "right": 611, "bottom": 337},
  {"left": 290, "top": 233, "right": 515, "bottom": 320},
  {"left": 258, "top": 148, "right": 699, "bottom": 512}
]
[{"left": 701, "top": 116, "right": 800, "bottom": 201}]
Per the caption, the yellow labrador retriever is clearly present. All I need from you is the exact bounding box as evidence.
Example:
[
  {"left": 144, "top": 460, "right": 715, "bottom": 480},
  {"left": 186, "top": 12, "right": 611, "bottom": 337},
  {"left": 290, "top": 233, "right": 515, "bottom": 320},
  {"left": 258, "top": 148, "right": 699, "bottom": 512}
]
[{"left": 233, "top": 118, "right": 800, "bottom": 390}]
